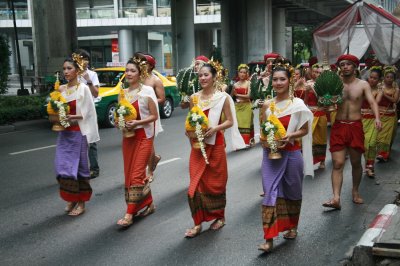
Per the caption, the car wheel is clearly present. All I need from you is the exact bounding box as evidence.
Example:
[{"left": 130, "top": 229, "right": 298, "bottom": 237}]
[
  {"left": 160, "top": 97, "right": 173, "bottom": 119},
  {"left": 105, "top": 102, "right": 117, "bottom": 127}
]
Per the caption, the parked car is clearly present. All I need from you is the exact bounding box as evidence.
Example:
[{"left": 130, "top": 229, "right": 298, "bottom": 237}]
[{"left": 94, "top": 67, "right": 180, "bottom": 127}]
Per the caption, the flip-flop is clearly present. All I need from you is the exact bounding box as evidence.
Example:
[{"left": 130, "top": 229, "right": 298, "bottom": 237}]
[
  {"left": 209, "top": 219, "right": 225, "bottom": 230},
  {"left": 185, "top": 225, "right": 202, "bottom": 238},
  {"left": 258, "top": 240, "right": 273, "bottom": 252},
  {"left": 322, "top": 199, "right": 341, "bottom": 210},
  {"left": 117, "top": 216, "right": 133, "bottom": 227}
]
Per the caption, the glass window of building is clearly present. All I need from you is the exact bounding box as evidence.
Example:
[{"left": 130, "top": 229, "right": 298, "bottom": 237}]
[
  {"left": 0, "top": 0, "right": 28, "bottom": 20},
  {"left": 120, "top": 0, "right": 154, "bottom": 18},
  {"left": 76, "top": 0, "right": 114, "bottom": 19},
  {"left": 196, "top": 0, "right": 221, "bottom": 15},
  {"left": 157, "top": 0, "right": 170, "bottom": 17}
]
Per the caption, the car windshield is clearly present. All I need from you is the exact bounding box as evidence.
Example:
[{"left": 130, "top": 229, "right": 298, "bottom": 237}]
[{"left": 96, "top": 71, "right": 124, "bottom": 87}]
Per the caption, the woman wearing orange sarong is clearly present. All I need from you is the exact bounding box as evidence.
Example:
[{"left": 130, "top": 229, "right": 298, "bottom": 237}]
[
  {"left": 376, "top": 66, "right": 399, "bottom": 162},
  {"left": 185, "top": 63, "right": 245, "bottom": 238},
  {"left": 362, "top": 67, "right": 382, "bottom": 177},
  {"left": 232, "top": 64, "right": 254, "bottom": 146},
  {"left": 304, "top": 69, "right": 327, "bottom": 169},
  {"left": 117, "top": 56, "right": 161, "bottom": 227}
]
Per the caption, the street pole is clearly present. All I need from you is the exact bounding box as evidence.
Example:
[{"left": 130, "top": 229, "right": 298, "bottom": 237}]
[{"left": 8, "top": 0, "right": 25, "bottom": 94}]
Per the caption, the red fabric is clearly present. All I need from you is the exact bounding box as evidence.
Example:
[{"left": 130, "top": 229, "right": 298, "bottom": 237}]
[
  {"left": 66, "top": 100, "right": 80, "bottom": 131},
  {"left": 235, "top": 87, "right": 248, "bottom": 95},
  {"left": 307, "top": 90, "right": 318, "bottom": 106},
  {"left": 337, "top": 54, "right": 360, "bottom": 67},
  {"left": 132, "top": 100, "right": 146, "bottom": 138},
  {"left": 264, "top": 53, "right": 279, "bottom": 61},
  {"left": 60, "top": 190, "right": 91, "bottom": 202},
  {"left": 279, "top": 115, "right": 300, "bottom": 151},
  {"left": 127, "top": 194, "right": 153, "bottom": 214},
  {"left": 195, "top": 55, "right": 209, "bottom": 62},
  {"left": 329, "top": 120, "right": 365, "bottom": 153},
  {"left": 144, "top": 54, "right": 156, "bottom": 67},
  {"left": 264, "top": 216, "right": 299, "bottom": 239},
  {"left": 365, "top": 3, "right": 400, "bottom": 27},
  {"left": 361, "top": 99, "right": 370, "bottom": 109},
  {"left": 294, "top": 89, "right": 305, "bottom": 100},
  {"left": 378, "top": 96, "right": 394, "bottom": 108}
]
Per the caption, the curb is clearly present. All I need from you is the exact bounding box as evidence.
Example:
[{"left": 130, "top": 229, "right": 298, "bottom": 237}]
[
  {"left": 357, "top": 204, "right": 398, "bottom": 247},
  {"left": 0, "top": 119, "right": 50, "bottom": 134}
]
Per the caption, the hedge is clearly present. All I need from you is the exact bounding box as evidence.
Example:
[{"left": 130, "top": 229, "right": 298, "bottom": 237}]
[{"left": 0, "top": 95, "right": 46, "bottom": 125}]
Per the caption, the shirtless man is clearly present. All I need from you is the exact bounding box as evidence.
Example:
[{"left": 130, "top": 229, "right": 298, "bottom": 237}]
[
  {"left": 143, "top": 53, "right": 165, "bottom": 182},
  {"left": 323, "top": 54, "right": 382, "bottom": 210}
]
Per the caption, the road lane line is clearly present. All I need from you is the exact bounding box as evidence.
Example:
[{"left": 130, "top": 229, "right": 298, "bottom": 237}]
[
  {"left": 10, "top": 145, "right": 56, "bottom": 155},
  {"left": 158, "top": 157, "right": 181, "bottom": 166}
]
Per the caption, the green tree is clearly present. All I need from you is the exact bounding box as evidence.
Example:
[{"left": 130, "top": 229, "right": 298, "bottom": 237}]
[
  {"left": 0, "top": 35, "right": 11, "bottom": 94},
  {"left": 293, "top": 26, "right": 314, "bottom": 65}
]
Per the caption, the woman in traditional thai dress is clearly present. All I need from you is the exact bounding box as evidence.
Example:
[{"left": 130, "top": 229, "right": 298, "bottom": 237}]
[
  {"left": 304, "top": 64, "right": 327, "bottom": 169},
  {"left": 376, "top": 66, "right": 399, "bottom": 162},
  {"left": 258, "top": 63, "right": 313, "bottom": 252},
  {"left": 362, "top": 67, "right": 383, "bottom": 177},
  {"left": 293, "top": 65, "right": 306, "bottom": 100},
  {"left": 116, "top": 56, "right": 161, "bottom": 227},
  {"left": 231, "top": 64, "right": 254, "bottom": 146},
  {"left": 185, "top": 63, "right": 245, "bottom": 238},
  {"left": 55, "top": 55, "right": 99, "bottom": 216}
]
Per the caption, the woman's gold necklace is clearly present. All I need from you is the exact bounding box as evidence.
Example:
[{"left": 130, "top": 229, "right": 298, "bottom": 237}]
[
  {"left": 199, "top": 90, "right": 216, "bottom": 108},
  {"left": 126, "top": 84, "right": 142, "bottom": 102},
  {"left": 273, "top": 99, "right": 292, "bottom": 115},
  {"left": 66, "top": 83, "right": 79, "bottom": 96}
]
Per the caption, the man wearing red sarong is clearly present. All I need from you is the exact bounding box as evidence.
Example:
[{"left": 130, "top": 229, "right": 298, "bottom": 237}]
[{"left": 322, "top": 54, "right": 381, "bottom": 210}]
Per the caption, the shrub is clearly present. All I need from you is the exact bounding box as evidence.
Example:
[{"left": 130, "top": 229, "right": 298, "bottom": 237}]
[
  {"left": 0, "top": 35, "right": 11, "bottom": 95},
  {"left": 0, "top": 95, "right": 46, "bottom": 125}
]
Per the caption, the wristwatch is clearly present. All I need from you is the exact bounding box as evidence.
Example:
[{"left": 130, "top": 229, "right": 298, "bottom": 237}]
[{"left": 87, "top": 81, "right": 93, "bottom": 85}]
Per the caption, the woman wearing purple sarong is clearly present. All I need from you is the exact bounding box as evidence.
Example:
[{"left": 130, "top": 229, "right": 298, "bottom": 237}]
[
  {"left": 258, "top": 60, "right": 313, "bottom": 252},
  {"left": 54, "top": 54, "right": 99, "bottom": 216}
]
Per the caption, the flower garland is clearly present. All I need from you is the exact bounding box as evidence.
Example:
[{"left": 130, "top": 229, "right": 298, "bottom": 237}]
[
  {"left": 47, "top": 86, "right": 70, "bottom": 129},
  {"left": 185, "top": 95, "right": 209, "bottom": 164},
  {"left": 115, "top": 88, "right": 137, "bottom": 131}
]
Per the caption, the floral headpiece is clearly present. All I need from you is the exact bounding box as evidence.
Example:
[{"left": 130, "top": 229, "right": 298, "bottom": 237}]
[
  {"left": 370, "top": 66, "right": 382, "bottom": 71},
  {"left": 312, "top": 63, "right": 321, "bottom": 69},
  {"left": 72, "top": 53, "right": 88, "bottom": 74},
  {"left": 207, "top": 58, "right": 226, "bottom": 91},
  {"left": 237, "top": 64, "right": 249, "bottom": 72},
  {"left": 129, "top": 56, "right": 149, "bottom": 81},
  {"left": 383, "top": 65, "right": 397, "bottom": 76}
]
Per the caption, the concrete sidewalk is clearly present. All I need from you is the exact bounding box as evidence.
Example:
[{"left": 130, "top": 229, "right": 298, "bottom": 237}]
[{"left": 0, "top": 119, "right": 50, "bottom": 134}]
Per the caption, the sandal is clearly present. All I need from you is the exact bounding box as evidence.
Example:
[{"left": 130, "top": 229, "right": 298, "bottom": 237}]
[
  {"left": 283, "top": 228, "right": 297, "bottom": 239},
  {"left": 65, "top": 202, "right": 77, "bottom": 212},
  {"left": 68, "top": 205, "right": 85, "bottom": 216},
  {"left": 117, "top": 215, "right": 133, "bottom": 227},
  {"left": 258, "top": 239, "right": 273, "bottom": 252},
  {"left": 185, "top": 225, "right": 202, "bottom": 238},
  {"left": 319, "top": 161, "right": 325, "bottom": 169},
  {"left": 366, "top": 168, "right": 375, "bottom": 178},
  {"left": 138, "top": 203, "right": 155, "bottom": 217},
  {"left": 209, "top": 219, "right": 225, "bottom": 230}
]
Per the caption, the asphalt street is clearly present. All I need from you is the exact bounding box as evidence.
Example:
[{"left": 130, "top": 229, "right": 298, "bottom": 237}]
[{"left": 0, "top": 108, "right": 399, "bottom": 266}]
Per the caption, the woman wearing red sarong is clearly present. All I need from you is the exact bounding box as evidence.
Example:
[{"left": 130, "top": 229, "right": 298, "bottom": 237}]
[
  {"left": 116, "top": 56, "right": 161, "bottom": 227},
  {"left": 185, "top": 63, "right": 245, "bottom": 238}
]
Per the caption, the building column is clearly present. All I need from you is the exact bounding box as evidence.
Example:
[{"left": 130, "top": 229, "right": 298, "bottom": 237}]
[
  {"left": 133, "top": 31, "right": 148, "bottom": 53},
  {"left": 246, "top": 0, "right": 273, "bottom": 62},
  {"left": 195, "top": 30, "right": 213, "bottom": 58},
  {"left": 118, "top": 29, "right": 134, "bottom": 63},
  {"left": 30, "top": 0, "right": 77, "bottom": 77},
  {"left": 272, "top": 8, "right": 286, "bottom": 57},
  {"left": 171, "top": 0, "right": 195, "bottom": 72},
  {"left": 221, "top": 0, "right": 246, "bottom": 75},
  {"left": 8, "top": 34, "right": 17, "bottom": 74}
]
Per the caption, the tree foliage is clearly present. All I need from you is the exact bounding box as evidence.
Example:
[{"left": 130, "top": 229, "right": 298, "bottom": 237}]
[
  {"left": 0, "top": 35, "right": 11, "bottom": 94},
  {"left": 293, "top": 26, "right": 314, "bottom": 65}
]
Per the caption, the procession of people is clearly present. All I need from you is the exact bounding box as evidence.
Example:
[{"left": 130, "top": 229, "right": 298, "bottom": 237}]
[{"left": 49, "top": 47, "right": 400, "bottom": 253}]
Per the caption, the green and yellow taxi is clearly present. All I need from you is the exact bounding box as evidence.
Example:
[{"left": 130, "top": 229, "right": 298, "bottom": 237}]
[{"left": 94, "top": 67, "right": 180, "bottom": 127}]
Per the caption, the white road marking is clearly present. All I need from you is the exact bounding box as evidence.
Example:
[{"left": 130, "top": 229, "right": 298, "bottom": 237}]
[
  {"left": 158, "top": 157, "right": 181, "bottom": 166},
  {"left": 9, "top": 145, "right": 56, "bottom": 155}
]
